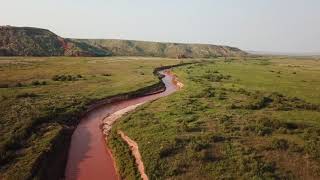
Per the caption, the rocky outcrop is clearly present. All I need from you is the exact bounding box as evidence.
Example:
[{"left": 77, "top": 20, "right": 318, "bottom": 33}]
[{"left": 0, "top": 26, "right": 111, "bottom": 57}]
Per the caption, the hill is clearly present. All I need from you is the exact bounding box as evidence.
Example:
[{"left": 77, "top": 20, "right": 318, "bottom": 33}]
[
  {"left": 76, "top": 39, "right": 247, "bottom": 58},
  {"left": 0, "top": 26, "right": 247, "bottom": 57},
  {"left": 0, "top": 26, "right": 110, "bottom": 57}
]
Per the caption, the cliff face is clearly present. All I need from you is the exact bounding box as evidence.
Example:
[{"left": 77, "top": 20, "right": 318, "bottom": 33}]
[
  {"left": 0, "top": 26, "right": 64, "bottom": 56},
  {"left": 0, "top": 26, "right": 247, "bottom": 58},
  {"left": 0, "top": 26, "right": 110, "bottom": 57}
]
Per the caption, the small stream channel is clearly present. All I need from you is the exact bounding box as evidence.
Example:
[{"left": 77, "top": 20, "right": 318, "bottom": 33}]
[{"left": 65, "top": 70, "right": 180, "bottom": 180}]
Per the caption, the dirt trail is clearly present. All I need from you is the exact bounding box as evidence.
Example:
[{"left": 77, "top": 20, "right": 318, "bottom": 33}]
[
  {"left": 102, "top": 103, "right": 143, "bottom": 138},
  {"left": 101, "top": 104, "right": 148, "bottom": 180},
  {"left": 118, "top": 131, "right": 149, "bottom": 180}
]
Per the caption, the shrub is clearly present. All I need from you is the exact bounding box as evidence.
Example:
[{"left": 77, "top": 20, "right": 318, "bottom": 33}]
[
  {"left": 178, "top": 120, "right": 189, "bottom": 132},
  {"left": 305, "top": 138, "right": 320, "bottom": 160},
  {"left": 102, "top": 73, "right": 112, "bottom": 77},
  {"left": 15, "top": 82, "right": 23, "bottom": 87},
  {"left": 0, "top": 84, "right": 9, "bottom": 88},
  {"left": 245, "top": 116, "right": 280, "bottom": 136},
  {"left": 1, "top": 95, "right": 7, "bottom": 100},
  {"left": 66, "top": 75, "right": 73, "bottom": 81},
  {"left": 206, "top": 87, "right": 216, "bottom": 97},
  {"left": 31, "top": 80, "right": 41, "bottom": 86},
  {"left": 218, "top": 91, "right": 227, "bottom": 100},
  {"left": 188, "top": 137, "right": 210, "bottom": 151},
  {"left": 271, "top": 138, "right": 289, "bottom": 150},
  {"left": 238, "top": 88, "right": 251, "bottom": 96},
  {"left": 52, "top": 75, "right": 80, "bottom": 81},
  {"left": 52, "top": 75, "right": 60, "bottom": 81},
  {"left": 257, "top": 126, "right": 273, "bottom": 136},
  {"left": 30, "top": 80, "right": 46, "bottom": 86},
  {"left": 241, "top": 95, "right": 273, "bottom": 110},
  {"left": 60, "top": 75, "right": 67, "bottom": 81},
  {"left": 219, "top": 115, "right": 232, "bottom": 124},
  {"left": 16, "top": 93, "right": 37, "bottom": 98}
]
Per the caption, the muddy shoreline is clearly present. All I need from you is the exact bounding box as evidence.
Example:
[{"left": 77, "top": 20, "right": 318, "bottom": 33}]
[
  {"left": 32, "top": 63, "right": 193, "bottom": 180},
  {"left": 100, "top": 70, "right": 183, "bottom": 179}
]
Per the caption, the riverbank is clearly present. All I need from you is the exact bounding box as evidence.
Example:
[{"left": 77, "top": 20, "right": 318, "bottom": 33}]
[
  {"left": 100, "top": 70, "right": 184, "bottom": 180},
  {"left": 64, "top": 63, "right": 194, "bottom": 180},
  {"left": 108, "top": 58, "right": 320, "bottom": 179},
  {"left": 0, "top": 57, "right": 186, "bottom": 179}
]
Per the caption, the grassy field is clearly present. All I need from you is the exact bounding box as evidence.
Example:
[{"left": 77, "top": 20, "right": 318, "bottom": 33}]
[
  {"left": 110, "top": 57, "right": 320, "bottom": 179},
  {"left": 0, "top": 56, "right": 182, "bottom": 179}
]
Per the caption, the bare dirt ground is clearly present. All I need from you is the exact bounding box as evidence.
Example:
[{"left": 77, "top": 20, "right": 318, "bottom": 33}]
[{"left": 118, "top": 131, "right": 149, "bottom": 180}]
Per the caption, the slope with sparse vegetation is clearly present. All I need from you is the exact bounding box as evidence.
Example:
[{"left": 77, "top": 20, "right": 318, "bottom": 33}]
[
  {"left": 0, "top": 26, "right": 110, "bottom": 57},
  {"left": 77, "top": 39, "right": 247, "bottom": 58}
]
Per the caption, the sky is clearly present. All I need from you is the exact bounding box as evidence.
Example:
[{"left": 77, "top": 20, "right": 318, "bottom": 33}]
[{"left": 1, "top": 0, "right": 320, "bottom": 53}]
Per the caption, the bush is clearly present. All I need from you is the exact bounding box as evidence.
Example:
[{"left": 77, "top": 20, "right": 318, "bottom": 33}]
[
  {"left": 305, "top": 138, "right": 320, "bottom": 160},
  {"left": 31, "top": 80, "right": 46, "bottom": 86},
  {"left": 257, "top": 126, "right": 273, "bottom": 136},
  {"left": 271, "top": 138, "right": 289, "bottom": 150},
  {"left": 0, "top": 95, "right": 8, "bottom": 100},
  {"left": 66, "top": 75, "right": 73, "bottom": 81},
  {"left": 218, "top": 92, "right": 227, "bottom": 100},
  {"left": 247, "top": 96, "right": 273, "bottom": 110},
  {"left": 0, "top": 84, "right": 9, "bottom": 88},
  {"left": 178, "top": 120, "right": 189, "bottom": 132},
  {"left": 52, "top": 75, "right": 60, "bottom": 81},
  {"left": 16, "top": 93, "right": 37, "bottom": 98},
  {"left": 204, "top": 87, "right": 215, "bottom": 97},
  {"left": 31, "top": 80, "right": 41, "bottom": 86},
  {"left": 245, "top": 116, "right": 280, "bottom": 136},
  {"left": 102, "top": 73, "right": 112, "bottom": 77},
  {"left": 15, "top": 82, "right": 23, "bottom": 87},
  {"left": 52, "top": 75, "right": 80, "bottom": 81},
  {"left": 188, "top": 137, "right": 210, "bottom": 151},
  {"left": 159, "top": 138, "right": 186, "bottom": 158}
]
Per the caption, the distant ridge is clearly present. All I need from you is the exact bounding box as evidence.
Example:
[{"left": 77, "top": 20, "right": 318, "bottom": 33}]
[
  {"left": 75, "top": 39, "right": 247, "bottom": 58},
  {"left": 0, "top": 26, "right": 247, "bottom": 58},
  {"left": 248, "top": 50, "right": 320, "bottom": 57}
]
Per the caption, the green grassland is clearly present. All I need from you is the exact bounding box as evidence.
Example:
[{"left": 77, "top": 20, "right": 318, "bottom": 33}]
[
  {"left": 0, "top": 56, "right": 182, "bottom": 179},
  {"left": 110, "top": 57, "right": 320, "bottom": 179}
]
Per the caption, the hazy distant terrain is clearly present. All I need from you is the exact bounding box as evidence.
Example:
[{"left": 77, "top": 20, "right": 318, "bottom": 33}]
[
  {"left": 0, "top": 26, "right": 247, "bottom": 58},
  {"left": 76, "top": 39, "right": 247, "bottom": 58},
  {"left": 248, "top": 50, "right": 320, "bottom": 57}
]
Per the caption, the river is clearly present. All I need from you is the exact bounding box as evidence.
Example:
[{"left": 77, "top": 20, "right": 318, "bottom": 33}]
[{"left": 65, "top": 70, "right": 180, "bottom": 180}]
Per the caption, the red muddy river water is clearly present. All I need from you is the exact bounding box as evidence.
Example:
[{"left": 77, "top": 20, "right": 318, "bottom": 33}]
[{"left": 65, "top": 71, "right": 179, "bottom": 180}]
